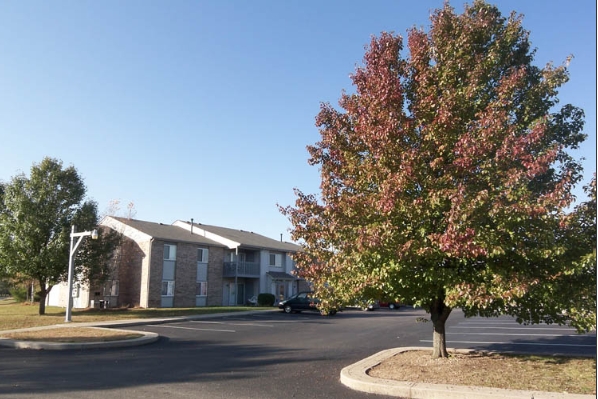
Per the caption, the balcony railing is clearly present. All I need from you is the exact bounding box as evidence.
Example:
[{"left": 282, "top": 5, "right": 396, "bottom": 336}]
[{"left": 223, "top": 261, "right": 260, "bottom": 277}]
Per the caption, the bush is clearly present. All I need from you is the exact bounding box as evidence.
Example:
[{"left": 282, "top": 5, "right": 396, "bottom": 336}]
[
  {"left": 257, "top": 293, "right": 276, "bottom": 307},
  {"left": 9, "top": 286, "right": 28, "bottom": 302}
]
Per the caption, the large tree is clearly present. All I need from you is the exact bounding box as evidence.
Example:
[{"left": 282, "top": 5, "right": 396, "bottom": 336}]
[
  {"left": 0, "top": 157, "right": 119, "bottom": 315},
  {"left": 280, "top": 1, "right": 592, "bottom": 357}
]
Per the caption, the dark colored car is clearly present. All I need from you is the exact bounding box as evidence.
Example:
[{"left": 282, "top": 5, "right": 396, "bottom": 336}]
[
  {"left": 353, "top": 299, "right": 380, "bottom": 311},
  {"left": 278, "top": 292, "right": 337, "bottom": 316}
]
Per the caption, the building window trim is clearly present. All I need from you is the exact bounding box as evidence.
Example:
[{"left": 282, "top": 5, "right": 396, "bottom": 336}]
[
  {"left": 196, "top": 281, "right": 208, "bottom": 297},
  {"left": 198, "top": 247, "right": 209, "bottom": 263},
  {"left": 161, "top": 280, "right": 175, "bottom": 296},
  {"left": 162, "top": 243, "right": 177, "bottom": 298},
  {"left": 164, "top": 243, "right": 177, "bottom": 261},
  {"left": 269, "top": 252, "right": 282, "bottom": 268}
]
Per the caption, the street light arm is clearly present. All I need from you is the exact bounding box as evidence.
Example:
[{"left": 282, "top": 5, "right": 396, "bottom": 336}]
[
  {"left": 70, "top": 235, "right": 87, "bottom": 257},
  {"left": 65, "top": 226, "right": 99, "bottom": 322},
  {"left": 71, "top": 230, "right": 97, "bottom": 238},
  {"left": 70, "top": 229, "right": 98, "bottom": 256}
]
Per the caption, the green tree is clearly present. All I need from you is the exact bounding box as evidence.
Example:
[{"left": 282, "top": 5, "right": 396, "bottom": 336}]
[
  {"left": 280, "top": 1, "right": 591, "bottom": 357},
  {"left": 550, "top": 176, "right": 596, "bottom": 332},
  {"left": 0, "top": 157, "right": 119, "bottom": 315}
]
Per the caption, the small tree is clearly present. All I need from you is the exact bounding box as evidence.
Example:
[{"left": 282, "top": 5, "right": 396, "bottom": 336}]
[
  {"left": 0, "top": 157, "right": 119, "bottom": 315},
  {"left": 280, "top": 1, "right": 592, "bottom": 358}
]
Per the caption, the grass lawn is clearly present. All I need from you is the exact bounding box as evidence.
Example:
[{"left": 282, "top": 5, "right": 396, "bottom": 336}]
[{"left": 0, "top": 297, "right": 271, "bottom": 331}]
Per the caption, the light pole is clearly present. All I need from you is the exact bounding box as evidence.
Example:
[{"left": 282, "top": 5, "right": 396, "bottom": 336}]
[{"left": 65, "top": 225, "right": 98, "bottom": 322}]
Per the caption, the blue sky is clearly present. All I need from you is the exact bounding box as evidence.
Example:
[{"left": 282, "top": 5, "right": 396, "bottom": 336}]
[{"left": 0, "top": 1, "right": 595, "bottom": 242}]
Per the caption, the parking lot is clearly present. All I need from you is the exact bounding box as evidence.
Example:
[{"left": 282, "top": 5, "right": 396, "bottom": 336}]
[
  {"left": 422, "top": 314, "right": 596, "bottom": 357},
  {"left": 1, "top": 307, "right": 594, "bottom": 399}
]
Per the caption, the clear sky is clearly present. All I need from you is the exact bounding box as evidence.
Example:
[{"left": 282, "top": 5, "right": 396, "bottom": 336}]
[{"left": 0, "top": 1, "right": 595, "bottom": 242}]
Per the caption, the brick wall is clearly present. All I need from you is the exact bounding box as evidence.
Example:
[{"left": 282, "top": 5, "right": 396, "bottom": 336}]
[
  {"left": 147, "top": 241, "right": 165, "bottom": 308},
  {"left": 145, "top": 240, "right": 225, "bottom": 308},
  {"left": 117, "top": 238, "right": 146, "bottom": 307},
  {"left": 207, "top": 247, "right": 224, "bottom": 306},
  {"left": 173, "top": 242, "right": 198, "bottom": 308}
]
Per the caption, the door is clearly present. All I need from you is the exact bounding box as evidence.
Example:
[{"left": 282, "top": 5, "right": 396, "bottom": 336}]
[
  {"left": 236, "top": 283, "right": 245, "bottom": 305},
  {"left": 228, "top": 283, "right": 236, "bottom": 306},
  {"left": 223, "top": 283, "right": 231, "bottom": 306},
  {"left": 277, "top": 282, "right": 286, "bottom": 302}
]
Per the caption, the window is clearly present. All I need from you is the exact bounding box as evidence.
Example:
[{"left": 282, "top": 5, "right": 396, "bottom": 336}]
[
  {"left": 161, "top": 281, "right": 175, "bottom": 296},
  {"left": 162, "top": 244, "right": 176, "bottom": 297},
  {"left": 163, "top": 262, "right": 175, "bottom": 280},
  {"left": 196, "top": 282, "right": 208, "bottom": 296},
  {"left": 269, "top": 252, "right": 282, "bottom": 267},
  {"left": 228, "top": 251, "right": 253, "bottom": 263},
  {"left": 197, "top": 263, "right": 208, "bottom": 297},
  {"left": 164, "top": 244, "right": 176, "bottom": 260},
  {"left": 197, "top": 247, "right": 209, "bottom": 263},
  {"left": 197, "top": 264, "right": 208, "bottom": 281},
  {"left": 105, "top": 280, "right": 119, "bottom": 296}
]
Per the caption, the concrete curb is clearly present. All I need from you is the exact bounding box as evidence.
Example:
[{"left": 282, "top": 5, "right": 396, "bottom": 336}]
[
  {"left": 0, "top": 309, "right": 275, "bottom": 350},
  {"left": 340, "top": 347, "right": 595, "bottom": 399},
  {"left": 0, "top": 327, "right": 159, "bottom": 350},
  {"left": 83, "top": 309, "right": 278, "bottom": 328}
]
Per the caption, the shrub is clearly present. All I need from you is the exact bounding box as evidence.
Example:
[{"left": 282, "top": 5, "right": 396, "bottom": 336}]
[
  {"left": 257, "top": 293, "right": 276, "bottom": 307},
  {"left": 9, "top": 286, "right": 28, "bottom": 302}
]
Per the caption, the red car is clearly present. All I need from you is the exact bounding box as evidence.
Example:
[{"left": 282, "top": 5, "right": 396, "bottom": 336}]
[{"left": 378, "top": 301, "right": 401, "bottom": 309}]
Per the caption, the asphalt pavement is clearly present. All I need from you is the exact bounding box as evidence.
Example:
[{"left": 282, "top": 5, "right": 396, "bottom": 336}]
[{"left": 0, "top": 310, "right": 594, "bottom": 399}]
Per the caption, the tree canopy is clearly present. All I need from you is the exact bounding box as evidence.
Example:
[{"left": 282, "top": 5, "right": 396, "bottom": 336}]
[
  {"left": 0, "top": 157, "right": 119, "bottom": 315},
  {"left": 280, "top": 0, "right": 593, "bottom": 357}
]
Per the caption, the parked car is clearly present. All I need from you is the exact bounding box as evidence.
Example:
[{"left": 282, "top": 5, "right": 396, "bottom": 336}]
[
  {"left": 379, "top": 300, "right": 401, "bottom": 309},
  {"left": 278, "top": 292, "right": 337, "bottom": 316},
  {"left": 353, "top": 299, "right": 380, "bottom": 311}
]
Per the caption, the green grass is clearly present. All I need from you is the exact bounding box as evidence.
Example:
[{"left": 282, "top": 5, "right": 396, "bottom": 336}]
[{"left": 0, "top": 297, "right": 272, "bottom": 331}]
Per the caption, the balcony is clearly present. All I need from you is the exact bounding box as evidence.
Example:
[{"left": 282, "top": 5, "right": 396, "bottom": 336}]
[{"left": 223, "top": 261, "right": 260, "bottom": 277}]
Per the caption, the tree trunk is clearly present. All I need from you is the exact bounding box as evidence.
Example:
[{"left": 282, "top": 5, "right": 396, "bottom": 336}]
[
  {"left": 430, "top": 298, "right": 452, "bottom": 358},
  {"left": 37, "top": 283, "right": 49, "bottom": 316},
  {"left": 38, "top": 292, "right": 46, "bottom": 315}
]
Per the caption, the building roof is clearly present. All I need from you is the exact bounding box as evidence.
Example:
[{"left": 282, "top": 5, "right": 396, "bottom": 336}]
[
  {"left": 108, "top": 217, "right": 225, "bottom": 247},
  {"left": 177, "top": 221, "right": 302, "bottom": 253},
  {"left": 266, "top": 271, "right": 298, "bottom": 280}
]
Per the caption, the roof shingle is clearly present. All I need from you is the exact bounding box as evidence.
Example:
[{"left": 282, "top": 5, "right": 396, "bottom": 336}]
[{"left": 109, "top": 217, "right": 225, "bottom": 247}]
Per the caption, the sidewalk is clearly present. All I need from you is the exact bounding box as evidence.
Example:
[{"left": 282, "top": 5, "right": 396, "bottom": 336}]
[{"left": 0, "top": 311, "right": 594, "bottom": 399}]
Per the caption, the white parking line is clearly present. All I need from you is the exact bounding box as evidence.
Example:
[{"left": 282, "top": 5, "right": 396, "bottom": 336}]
[
  {"left": 447, "top": 332, "right": 580, "bottom": 337},
  {"left": 190, "top": 321, "right": 276, "bottom": 327},
  {"left": 153, "top": 325, "right": 236, "bottom": 333},
  {"left": 195, "top": 319, "right": 300, "bottom": 324},
  {"left": 420, "top": 340, "right": 595, "bottom": 348},
  {"left": 451, "top": 326, "right": 576, "bottom": 331},
  {"left": 457, "top": 321, "right": 532, "bottom": 325},
  {"left": 457, "top": 322, "right": 569, "bottom": 327}
]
